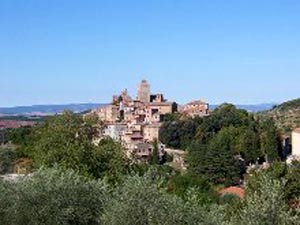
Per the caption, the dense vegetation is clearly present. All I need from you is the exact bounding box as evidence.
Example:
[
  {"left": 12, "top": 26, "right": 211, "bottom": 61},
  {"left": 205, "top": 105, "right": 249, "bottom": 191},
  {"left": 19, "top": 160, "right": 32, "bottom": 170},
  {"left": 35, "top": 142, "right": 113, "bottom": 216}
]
[
  {"left": 0, "top": 115, "right": 46, "bottom": 122},
  {"left": 1, "top": 107, "right": 300, "bottom": 224},
  {"left": 160, "top": 104, "right": 281, "bottom": 185},
  {"left": 258, "top": 98, "right": 300, "bottom": 132},
  {"left": 0, "top": 166, "right": 299, "bottom": 225}
]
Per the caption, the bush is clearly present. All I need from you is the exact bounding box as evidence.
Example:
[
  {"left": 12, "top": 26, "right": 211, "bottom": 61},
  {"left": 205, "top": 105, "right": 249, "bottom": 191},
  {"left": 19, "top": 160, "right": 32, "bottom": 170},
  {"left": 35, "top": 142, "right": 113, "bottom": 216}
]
[
  {"left": 0, "top": 146, "right": 17, "bottom": 174},
  {"left": 167, "top": 172, "right": 217, "bottom": 204},
  {"left": 230, "top": 173, "right": 300, "bottom": 225},
  {"left": 0, "top": 167, "right": 107, "bottom": 225},
  {"left": 101, "top": 171, "right": 224, "bottom": 225}
]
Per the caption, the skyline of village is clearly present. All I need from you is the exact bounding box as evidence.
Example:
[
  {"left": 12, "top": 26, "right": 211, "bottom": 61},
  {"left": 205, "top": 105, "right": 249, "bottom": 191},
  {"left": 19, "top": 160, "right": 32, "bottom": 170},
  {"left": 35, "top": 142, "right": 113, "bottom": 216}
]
[
  {"left": 2, "top": 1, "right": 300, "bottom": 224},
  {"left": 86, "top": 79, "right": 208, "bottom": 162}
]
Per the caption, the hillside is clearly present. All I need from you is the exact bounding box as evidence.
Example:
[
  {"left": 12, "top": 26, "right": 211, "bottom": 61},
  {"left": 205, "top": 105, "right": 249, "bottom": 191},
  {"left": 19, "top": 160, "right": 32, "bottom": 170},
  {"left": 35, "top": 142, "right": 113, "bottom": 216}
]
[
  {"left": 210, "top": 103, "right": 275, "bottom": 112},
  {"left": 258, "top": 98, "right": 300, "bottom": 132},
  {"left": 0, "top": 103, "right": 105, "bottom": 116}
]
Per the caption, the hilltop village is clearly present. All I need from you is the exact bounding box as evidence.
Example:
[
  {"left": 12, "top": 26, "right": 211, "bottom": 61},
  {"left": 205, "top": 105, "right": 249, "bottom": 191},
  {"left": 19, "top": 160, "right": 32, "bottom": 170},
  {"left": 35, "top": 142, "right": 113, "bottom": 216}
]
[{"left": 88, "top": 80, "right": 209, "bottom": 161}]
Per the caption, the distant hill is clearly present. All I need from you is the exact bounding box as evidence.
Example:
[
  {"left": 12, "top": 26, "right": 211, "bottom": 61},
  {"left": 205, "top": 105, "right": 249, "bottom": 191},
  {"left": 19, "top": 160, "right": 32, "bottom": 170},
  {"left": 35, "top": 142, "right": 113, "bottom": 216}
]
[
  {"left": 0, "top": 103, "right": 105, "bottom": 116},
  {"left": 258, "top": 98, "right": 300, "bottom": 132},
  {"left": 210, "top": 103, "right": 275, "bottom": 112}
]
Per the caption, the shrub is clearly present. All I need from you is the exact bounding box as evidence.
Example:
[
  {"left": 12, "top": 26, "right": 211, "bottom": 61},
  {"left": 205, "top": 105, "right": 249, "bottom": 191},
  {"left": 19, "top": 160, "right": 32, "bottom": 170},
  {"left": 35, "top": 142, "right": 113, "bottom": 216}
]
[{"left": 0, "top": 167, "right": 107, "bottom": 225}]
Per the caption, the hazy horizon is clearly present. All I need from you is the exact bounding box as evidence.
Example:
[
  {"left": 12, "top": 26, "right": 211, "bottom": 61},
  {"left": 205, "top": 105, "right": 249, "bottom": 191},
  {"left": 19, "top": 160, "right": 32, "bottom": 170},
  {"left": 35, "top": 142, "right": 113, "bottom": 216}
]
[
  {"left": 0, "top": 100, "right": 280, "bottom": 109},
  {"left": 1, "top": 1, "right": 299, "bottom": 107}
]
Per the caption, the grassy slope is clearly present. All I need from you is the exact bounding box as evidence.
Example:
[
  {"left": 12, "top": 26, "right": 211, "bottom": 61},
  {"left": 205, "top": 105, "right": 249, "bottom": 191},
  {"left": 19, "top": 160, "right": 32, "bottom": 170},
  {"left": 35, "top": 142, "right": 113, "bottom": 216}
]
[{"left": 258, "top": 98, "right": 300, "bottom": 132}]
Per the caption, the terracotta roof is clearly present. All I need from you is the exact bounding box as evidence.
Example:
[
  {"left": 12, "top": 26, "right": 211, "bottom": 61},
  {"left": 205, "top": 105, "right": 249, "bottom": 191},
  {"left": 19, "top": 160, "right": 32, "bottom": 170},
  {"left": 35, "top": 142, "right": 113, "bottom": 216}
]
[
  {"left": 187, "top": 100, "right": 208, "bottom": 105},
  {"left": 219, "top": 186, "right": 245, "bottom": 199}
]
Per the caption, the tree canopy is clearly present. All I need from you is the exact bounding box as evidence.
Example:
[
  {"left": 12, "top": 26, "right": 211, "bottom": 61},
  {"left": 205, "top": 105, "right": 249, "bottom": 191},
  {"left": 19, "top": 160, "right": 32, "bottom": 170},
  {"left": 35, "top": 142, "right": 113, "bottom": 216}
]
[
  {"left": 160, "top": 104, "right": 281, "bottom": 185},
  {"left": 25, "top": 111, "right": 128, "bottom": 180}
]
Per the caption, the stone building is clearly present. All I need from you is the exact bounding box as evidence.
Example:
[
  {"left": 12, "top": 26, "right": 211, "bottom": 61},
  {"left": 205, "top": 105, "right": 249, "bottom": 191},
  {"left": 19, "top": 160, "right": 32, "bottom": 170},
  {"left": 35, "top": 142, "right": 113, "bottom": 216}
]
[
  {"left": 150, "top": 94, "right": 164, "bottom": 103},
  {"left": 87, "top": 79, "right": 180, "bottom": 162},
  {"left": 91, "top": 104, "right": 120, "bottom": 123},
  {"left": 292, "top": 128, "right": 300, "bottom": 156},
  {"left": 143, "top": 123, "right": 161, "bottom": 142},
  {"left": 137, "top": 80, "right": 151, "bottom": 103},
  {"left": 103, "top": 124, "right": 127, "bottom": 141},
  {"left": 145, "top": 94, "right": 177, "bottom": 123},
  {"left": 180, "top": 100, "right": 209, "bottom": 117},
  {"left": 131, "top": 143, "right": 153, "bottom": 162}
]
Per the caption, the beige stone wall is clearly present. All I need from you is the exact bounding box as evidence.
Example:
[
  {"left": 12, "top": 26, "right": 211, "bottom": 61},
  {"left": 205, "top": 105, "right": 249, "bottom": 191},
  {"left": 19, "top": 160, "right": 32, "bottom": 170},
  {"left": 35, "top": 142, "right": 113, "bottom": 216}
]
[
  {"left": 181, "top": 101, "right": 209, "bottom": 117},
  {"left": 143, "top": 124, "right": 160, "bottom": 142},
  {"left": 148, "top": 103, "right": 173, "bottom": 115},
  {"left": 93, "top": 105, "right": 119, "bottom": 123},
  {"left": 292, "top": 131, "right": 300, "bottom": 156},
  {"left": 138, "top": 80, "right": 150, "bottom": 103}
]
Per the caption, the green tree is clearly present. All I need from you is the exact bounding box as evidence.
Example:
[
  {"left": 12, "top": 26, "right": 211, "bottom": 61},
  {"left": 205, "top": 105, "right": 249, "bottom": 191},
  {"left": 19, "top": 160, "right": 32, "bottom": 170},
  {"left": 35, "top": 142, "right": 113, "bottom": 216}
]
[
  {"left": 27, "top": 111, "right": 96, "bottom": 175},
  {"left": 8, "top": 126, "right": 33, "bottom": 146},
  {"left": 0, "top": 167, "right": 107, "bottom": 225},
  {"left": 167, "top": 171, "right": 217, "bottom": 204},
  {"left": 0, "top": 145, "right": 17, "bottom": 174},
  {"left": 159, "top": 118, "right": 201, "bottom": 149},
  {"left": 26, "top": 111, "right": 128, "bottom": 179},
  {"left": 236, "top": 125, "right": 261, "bottom": 164},
  {"left": 89, "top": 138, "right": 128, "bottom": 183},
  {"left": 200, "top": 104, "right": 250, "bottom": 136},
  {"left": 188, "top": 127, "right": 241, "bottom": 185},
  {"left": 284, "top": 160, "right": 300, "bottom": 205},
  {"left": 159, "top": 120, "right": 182, "bottom": 148},
  {"left": 230, "top": 172, "right": 299, "bottom": 225},
  {"left": 101, "top": 171, "right": 224, "bottom": 225},
  {"left": 259, "top": 118, "right": 280, "bottom": 162},
  {"left": 149, "top": 139, "right": 160, "bottom": 165}
]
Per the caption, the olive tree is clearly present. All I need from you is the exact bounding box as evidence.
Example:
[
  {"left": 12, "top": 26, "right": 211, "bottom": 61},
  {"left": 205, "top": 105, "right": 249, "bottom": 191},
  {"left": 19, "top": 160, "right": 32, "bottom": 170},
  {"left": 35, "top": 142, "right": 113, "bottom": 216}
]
[{"left": 0, "top": 167, "right": 107, "bottom": 225}]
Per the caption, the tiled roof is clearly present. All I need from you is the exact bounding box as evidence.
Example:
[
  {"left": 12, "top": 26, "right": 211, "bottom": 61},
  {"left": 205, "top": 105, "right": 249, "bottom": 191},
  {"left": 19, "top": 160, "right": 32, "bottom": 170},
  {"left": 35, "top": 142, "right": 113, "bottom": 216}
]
[
  {"left": 219, "top": 186, "right": 245, "bottom": 199},
  {"left": 187, "top": 100, "right": 208, "bottom": 105}
]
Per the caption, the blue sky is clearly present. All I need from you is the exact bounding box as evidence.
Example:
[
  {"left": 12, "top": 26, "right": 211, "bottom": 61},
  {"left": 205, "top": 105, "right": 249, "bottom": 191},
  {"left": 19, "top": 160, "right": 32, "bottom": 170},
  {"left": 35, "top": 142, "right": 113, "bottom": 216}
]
[{"left": 1, "top": 0, "right": 299, "bottom": 107}]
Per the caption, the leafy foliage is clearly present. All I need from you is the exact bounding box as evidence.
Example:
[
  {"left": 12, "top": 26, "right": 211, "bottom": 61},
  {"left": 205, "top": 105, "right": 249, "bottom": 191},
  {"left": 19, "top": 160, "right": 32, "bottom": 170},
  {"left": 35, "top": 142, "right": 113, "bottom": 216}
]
[
  {"left": 0, "top": 166, "right": 299, "bottom": 225},
  {"left": 0, "top": 145, "right": 17, "bottom": 174},
  {"left": 167, "top": 171, "right": 217, "bottom": 204},
  {"left": 161, "top": 104, "right": 280, "bottom": 185},
  {"left": 89, "top": 138, "right": 129, "bottom": 183},
  {"left": 8, "top": 126, "right": 33, "bottom": 146},
  {"left": 25, "top": 111, "right": 128, "bottom": 180},
  {"left": 0, "top": 167, "right": 107, "bottom": 225},
  {"left": 258, "top": 98, "right": 300, "bottom": 132},
  {"left": 0, "top": 105, "right": 294, "bottom": 224},
  {"left": 230, "top": 173, "right": 300, "bottom": 225},
  {"left": 159, "top": 117, "right": 202, "bottom": 149},
  {"left": 188, "top": 127, "right": 241, "bottom": 185},
  {"left": 259, "top": 118, "right": 280, "bottom": 162},
  {"left": 101, "top": 171, "right": 224, "bottom": 225}
]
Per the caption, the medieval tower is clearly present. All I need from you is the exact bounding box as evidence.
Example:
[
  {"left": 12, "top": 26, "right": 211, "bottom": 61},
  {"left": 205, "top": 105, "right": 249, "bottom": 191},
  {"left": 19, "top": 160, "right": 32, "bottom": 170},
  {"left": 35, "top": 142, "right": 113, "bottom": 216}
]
[{"left": 137, "top": 80, "right": 150, "bottom": 103}]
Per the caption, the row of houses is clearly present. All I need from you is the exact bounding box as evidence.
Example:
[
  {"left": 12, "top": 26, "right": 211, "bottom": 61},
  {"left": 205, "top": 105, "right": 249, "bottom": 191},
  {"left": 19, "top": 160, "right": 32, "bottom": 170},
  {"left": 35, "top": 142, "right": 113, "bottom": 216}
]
[{"left": 88, "top": 80, "right": 209, "bottom": 161}]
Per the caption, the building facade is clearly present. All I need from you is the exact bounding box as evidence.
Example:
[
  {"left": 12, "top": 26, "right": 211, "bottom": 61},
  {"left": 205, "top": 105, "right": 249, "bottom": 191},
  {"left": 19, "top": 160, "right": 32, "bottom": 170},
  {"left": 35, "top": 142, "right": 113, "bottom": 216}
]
[
  {"left": 137, "top": 80, "right": 151, "bottom": 103},
  {"left": 180, "top": 100, "right": 209, "bottom": 118},
  {"left": 87, "top": 79, "right": 207, "bottom": 162},
  {"left": 292, "top": 128, "right": 300, "bottom": 156}
]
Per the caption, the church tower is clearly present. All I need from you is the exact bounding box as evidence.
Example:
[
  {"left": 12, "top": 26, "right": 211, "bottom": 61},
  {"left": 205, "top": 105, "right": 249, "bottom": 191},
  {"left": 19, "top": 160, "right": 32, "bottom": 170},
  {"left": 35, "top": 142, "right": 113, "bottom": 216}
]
[{"left": 137, "top": 80, "right": 150, "bottom": 103}]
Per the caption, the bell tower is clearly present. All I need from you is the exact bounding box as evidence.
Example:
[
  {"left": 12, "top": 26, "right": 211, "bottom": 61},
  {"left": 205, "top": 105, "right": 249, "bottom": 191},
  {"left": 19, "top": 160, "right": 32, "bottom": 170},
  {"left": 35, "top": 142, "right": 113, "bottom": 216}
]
[{"left": 137, "top": 80, "right": 150, "bottom": 103}]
